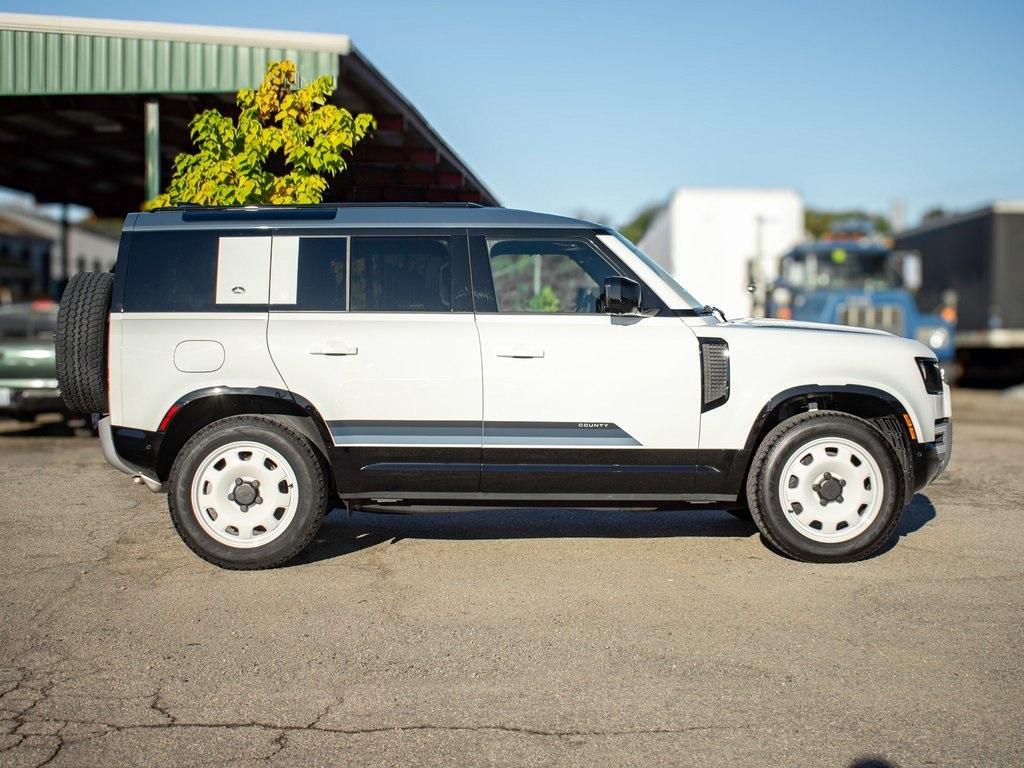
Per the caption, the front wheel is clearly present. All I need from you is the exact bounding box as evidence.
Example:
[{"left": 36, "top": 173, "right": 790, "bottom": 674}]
[
  {"left": 746, "top": 411, "right": 904, "bottom": 563},
  {"left": 168, "top": 416, "right": 328, "bottom": 569}
]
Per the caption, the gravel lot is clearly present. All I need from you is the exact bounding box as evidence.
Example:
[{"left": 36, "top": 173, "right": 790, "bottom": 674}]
[{"left": 1, "top": 390, "right": 1022, "bottom": 767}]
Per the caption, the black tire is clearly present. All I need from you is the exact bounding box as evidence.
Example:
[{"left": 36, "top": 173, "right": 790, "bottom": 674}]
[
  {"left": 55, "top": 271, "right": 113, "bottom": 414},
  {"left": 168, "top": 416, "right": 329, "bottom": 569},
  {"left": 746, "top": 411, "right": 905, "bottom": 563}
]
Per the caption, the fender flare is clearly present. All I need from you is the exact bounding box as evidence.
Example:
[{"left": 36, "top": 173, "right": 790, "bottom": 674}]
[
  {"left": 154, "top": 386, "right": 335, "bottom": 477},
  {"left": 743, "top": 383, "right": 916, "bottom": 453}
]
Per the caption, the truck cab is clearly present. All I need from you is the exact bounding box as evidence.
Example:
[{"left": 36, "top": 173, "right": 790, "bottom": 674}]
[{"left": 767, "top": 227, "right": 956, "bottom": 375}]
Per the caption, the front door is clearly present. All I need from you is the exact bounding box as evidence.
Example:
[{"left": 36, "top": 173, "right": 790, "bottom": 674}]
[
  {"left": 266, "top": 230, "right": 482, "bottom": 496},
  {"left": 471, "top": 233, "right": 703, "bottom": 499}
]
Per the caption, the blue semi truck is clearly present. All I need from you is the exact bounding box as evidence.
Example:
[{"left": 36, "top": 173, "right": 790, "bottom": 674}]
[{"left": 766, "top": 223, "right": 957, "bottom": 376}]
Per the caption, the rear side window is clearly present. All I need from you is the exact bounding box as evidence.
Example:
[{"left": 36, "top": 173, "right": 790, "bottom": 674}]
[
  {"left": 123, "top": 231, "right": 219, "bottom": 312},
  {"left": 124, "top": 231, "right": 273, "bottom": 311},
  {"left": 296, "top": 238, "right": 347, "bottom": 311},
  {"left": 349, "top": 237, "right": 452, "bottom": 312}
]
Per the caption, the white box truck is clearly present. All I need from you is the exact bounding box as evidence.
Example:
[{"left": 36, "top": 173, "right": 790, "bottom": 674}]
[{"left": 639, "top": 187, "right": 805, "bottom": 318}]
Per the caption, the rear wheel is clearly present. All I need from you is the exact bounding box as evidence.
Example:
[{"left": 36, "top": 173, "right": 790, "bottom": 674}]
[
  {"left": 746, "top": 411, "right": 904, "bottom": 562},
  {"left": 168, "top": 416, "right": 328, "bottom": 569}
]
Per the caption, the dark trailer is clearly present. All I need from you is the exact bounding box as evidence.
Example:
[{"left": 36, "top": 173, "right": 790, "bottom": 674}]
[{"left": 895, "top": 202, "right": 1024, "bottom": 386}]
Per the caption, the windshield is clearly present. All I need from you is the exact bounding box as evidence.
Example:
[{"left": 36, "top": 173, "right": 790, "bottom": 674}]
[
  {"left": 0, "top": 304, "right": 58, "bottom": 340},
  {"left": 781, "top": 247, "right": 899, "bottom": 290},
  {"left": 605, "top": 231, "right": 703, "bottom": 309}
]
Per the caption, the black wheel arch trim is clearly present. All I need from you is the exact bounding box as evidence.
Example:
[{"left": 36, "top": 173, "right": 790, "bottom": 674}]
[
  {"left": 131, "top": 386, "right": 336, "bottom": 480},
  {"left": 735, "top": 384, "right": 918, "bottom": 502},
  {"left": 743, "top": 384, "right": 910, "bottom": 452}
]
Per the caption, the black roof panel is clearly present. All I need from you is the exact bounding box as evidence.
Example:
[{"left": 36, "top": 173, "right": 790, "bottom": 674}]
[{"left": 129, "top": 205, "right": 602, "bottom": 231}]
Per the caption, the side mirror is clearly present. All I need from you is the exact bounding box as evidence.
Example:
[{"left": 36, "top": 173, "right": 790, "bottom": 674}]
[
  {"left": 600, "top": 276, "right": 641, "bottom": 315},
  {"left": 896, "top": 251, "right": 922, "bottom": 292}
]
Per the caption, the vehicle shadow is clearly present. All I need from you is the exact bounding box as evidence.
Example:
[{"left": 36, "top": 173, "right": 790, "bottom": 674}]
[
  {"left": 848, "top": 757, "right": 897, "bottom": 768},
  {"left": 874, "top": 492, "right": 937, "bottom": 556},
  {"left": 295, "top": 505, "right": 759, "bottom": 565},
  {"left": 297, "top": 494, "right": 936, "bottom": 566},
  {"left": 757, "top": 493, "right": 937, "bottom": 560}
]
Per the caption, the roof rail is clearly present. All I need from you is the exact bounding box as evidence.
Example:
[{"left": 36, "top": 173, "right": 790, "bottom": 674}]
[{"left": 151, "top": 202, "right": 489, "bottom": 213}]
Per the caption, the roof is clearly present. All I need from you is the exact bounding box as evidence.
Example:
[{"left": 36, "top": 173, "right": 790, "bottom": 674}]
[
  {"left": 0, "top": 12, "right": 346, "bottom": 95},
  {"left": 128, "top": 204, "right": 599, "bottom": 232},
  {"left": 790, "top": 240, "right": 890, "bottom": 253},
  {"left": 0, "top": 13, "right": 499, "bottom": 214},
  {"left": 0, "top": 13, "right": 350, "bottom": 53},
  {"left": 895, "top": 200, "right": 1024, "bottom": 239},
  {"left": 671, "top": 186, "right": 803, "bottom": 198}
]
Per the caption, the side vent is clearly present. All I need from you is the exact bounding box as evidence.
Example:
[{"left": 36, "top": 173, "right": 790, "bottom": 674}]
[{"left": 699, "top": 338, "right": 730, "bottom": 412}]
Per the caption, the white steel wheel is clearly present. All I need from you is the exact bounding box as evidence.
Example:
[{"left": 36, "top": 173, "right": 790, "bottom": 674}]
[
  {"left": 777, "top": 436, "right": 884, "bottom": 544},
  {"left": 190, "top": 441, "right": 299, "bottom": 549}
]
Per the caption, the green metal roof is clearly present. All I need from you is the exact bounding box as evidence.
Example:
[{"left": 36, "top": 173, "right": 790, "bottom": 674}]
[
  {"left": 0, "top": 14, "right": 344, "bottom": 96},
  {"left": 0, "top": 13, "right": 500, "bottom": 212}
]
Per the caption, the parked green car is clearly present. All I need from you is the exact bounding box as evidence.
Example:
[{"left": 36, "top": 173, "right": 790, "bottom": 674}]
[{"left": 0, "top": 301, "right": 66, "bottom": 421}]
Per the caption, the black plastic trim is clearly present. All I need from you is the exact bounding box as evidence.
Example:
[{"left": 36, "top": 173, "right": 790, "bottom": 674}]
[
  {"left": 912, "top": 441, "right": 941, "bottom": 492},
  {"left": 743, "top": 384, "right": 909, "bottom": 452},
  {"left": 110, "top": 230, "right": 132, "bottom": 313},
  {"left": 698, "top": 337, "right": 730, "bottom": 412}
]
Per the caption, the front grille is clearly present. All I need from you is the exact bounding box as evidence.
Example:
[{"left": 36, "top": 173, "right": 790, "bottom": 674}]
[
  {"left": 699, "top": 338, "right": 729, "bottom": 412},
  {"left": 838, "top": 302, "right": 905, "bottom": 335}
]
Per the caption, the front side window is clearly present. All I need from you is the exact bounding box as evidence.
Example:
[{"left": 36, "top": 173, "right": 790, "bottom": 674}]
[
  {"left": 487, "top": 238, "right": 620, "bottom": 313},
  {"left": 350, "top": 237, "right": 453, "bottom": 312}
]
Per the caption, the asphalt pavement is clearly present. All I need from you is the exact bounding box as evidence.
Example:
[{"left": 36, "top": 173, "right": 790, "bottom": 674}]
[{"left": 1, "top": 390, "right": 1022, "bottom": 767}]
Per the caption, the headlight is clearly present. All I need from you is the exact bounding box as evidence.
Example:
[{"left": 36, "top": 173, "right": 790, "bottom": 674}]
[
  {"left": 916, "top": 326, "right": 949, "bottom": 350},
  {"left": 916, "top": 357, "right": 943, "bottom": 394}
]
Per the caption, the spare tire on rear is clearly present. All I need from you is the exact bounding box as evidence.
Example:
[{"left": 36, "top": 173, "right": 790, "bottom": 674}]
[{"left": 56, "top": 271, "right": 114, "bottom": 414}]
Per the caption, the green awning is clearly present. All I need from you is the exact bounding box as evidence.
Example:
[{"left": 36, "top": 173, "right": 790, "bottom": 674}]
[{"left": 0, "top": 20, "right": 341, "bottom": 96}]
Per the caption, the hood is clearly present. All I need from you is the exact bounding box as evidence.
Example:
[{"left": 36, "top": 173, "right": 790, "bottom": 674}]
[{"left": 723, "top": 317, "right": 892, "bottom": 337}]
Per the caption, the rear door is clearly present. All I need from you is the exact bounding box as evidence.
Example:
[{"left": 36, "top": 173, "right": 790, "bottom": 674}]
[
  {"left": 266, "top": 230, "right": 482, "bottom": 497},
  {"left": 471, "top": 232, "right": 703, "bottom": 499}
]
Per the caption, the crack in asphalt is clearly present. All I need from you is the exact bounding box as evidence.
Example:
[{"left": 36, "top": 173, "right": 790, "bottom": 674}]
[
  {"left": 11, "top": 714, "right": 754, "bottom": 739},
  {"left": 1, "top": 670, "right": 751, "bottom": 765}
]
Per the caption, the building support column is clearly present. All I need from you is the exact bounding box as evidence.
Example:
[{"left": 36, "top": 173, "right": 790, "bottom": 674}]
[{"left": 144, "top": 99, "right": 160, "bottom": 202}]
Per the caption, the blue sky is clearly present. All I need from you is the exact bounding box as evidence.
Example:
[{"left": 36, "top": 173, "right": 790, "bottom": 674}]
[{"left": 4, "top": 0, "right": 1023, "bottom": 225}]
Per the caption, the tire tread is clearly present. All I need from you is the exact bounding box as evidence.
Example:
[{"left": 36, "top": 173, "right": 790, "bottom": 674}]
[
  {"left": 745, "top": 410, "right": 905, "bottom": 563},
  {"left": 167, "top": 415, "right": 329, "bottom": 570},
  {"left": 55, "top": 271, "right": 113, "bottom": 414}
]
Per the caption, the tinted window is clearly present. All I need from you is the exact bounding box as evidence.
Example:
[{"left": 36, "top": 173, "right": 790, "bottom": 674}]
[
  {"left": 349, "top": 237, "right": 452, "bottom": 312},
  {"left": 296, "top": 237, "right": 347, "bottom": 310},
  {"left": 124, "top": 231, "right": 219, "bottom": 311},
  {"left": 488, "top": 238, "right": 619, "bottom": 313}
]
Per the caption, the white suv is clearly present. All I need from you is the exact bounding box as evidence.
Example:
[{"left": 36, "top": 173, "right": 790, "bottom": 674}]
[{"left": 55, "top": 204, "right": 952, "bottom": 569}]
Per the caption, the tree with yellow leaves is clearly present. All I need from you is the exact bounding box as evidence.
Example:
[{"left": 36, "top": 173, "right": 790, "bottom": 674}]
[{"left": 145, "top": 60, "right": 375, "bottom": 208}]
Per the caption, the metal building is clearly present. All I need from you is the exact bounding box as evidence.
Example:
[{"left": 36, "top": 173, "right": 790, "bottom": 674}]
[
  {"left": 0, "top": 12, "right": 498, "bottom": 222},
  {"left": 0, "top": 205, "right": 119, "bottom": 301}
]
